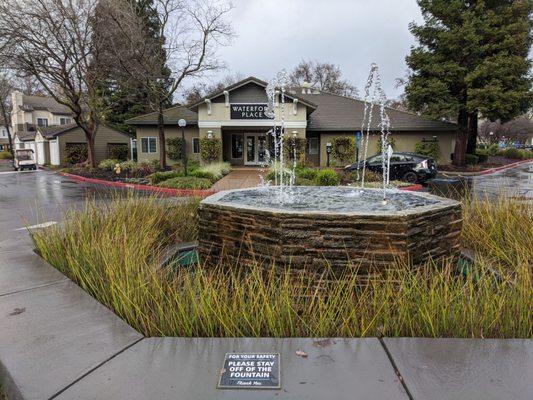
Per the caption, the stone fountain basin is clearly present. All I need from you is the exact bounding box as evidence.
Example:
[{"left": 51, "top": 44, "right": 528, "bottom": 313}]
[{"left": 198, "top": 187, "right": 463, "bottom": 270}]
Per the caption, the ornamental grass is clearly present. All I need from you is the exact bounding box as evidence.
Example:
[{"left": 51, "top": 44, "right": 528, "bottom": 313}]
[{"left": 32, "top": 194, "right": 532, "bottom": 338}]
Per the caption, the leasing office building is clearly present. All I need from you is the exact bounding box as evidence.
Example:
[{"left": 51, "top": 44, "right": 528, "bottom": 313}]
[{"left": 127, "top": 77, "right": 458, "bottom": 166}]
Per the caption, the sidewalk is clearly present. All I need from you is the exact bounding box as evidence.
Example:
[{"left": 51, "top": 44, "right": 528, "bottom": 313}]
[{"left": 212, "top": 167, "right": 264, "bottom": 191}]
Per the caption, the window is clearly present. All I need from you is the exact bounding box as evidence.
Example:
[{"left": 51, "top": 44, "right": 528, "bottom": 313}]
[
  {"left": 141, "top": 137, "right": 157, "bottom": 154},
  {"left": 192, "top": 137, "right": 200, "bottom": 154},
  {"left": 0, "top": 127, "right": 6, "bottom": 138},
  {"left": 36, "top": 118, "right": 48, "bottom": 127},
  {"left": 308, "top": 137, "right": 319, "bottom": 155},
  {"left": 59, "top": 117, "right": 71, "bottom": 125},
  {"left": 231, "top": 134, "right": 243, "bottom": 158}
]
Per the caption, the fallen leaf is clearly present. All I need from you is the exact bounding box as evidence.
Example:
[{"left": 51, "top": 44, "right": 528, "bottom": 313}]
[
  {"left": 295, "top": 349, "right": 308, "bottom": 358},
  {"left": 9, "top": 307, "right": 25, "bottom": 316}
]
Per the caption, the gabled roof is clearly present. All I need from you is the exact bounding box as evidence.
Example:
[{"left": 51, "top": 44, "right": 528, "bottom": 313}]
[
  {"left": 125, "top": 105, "right": 198, "bottom": 126},
  {"left": 187, "top": 76, "right": 317, "bottom": 111},
  {"left": 15, "top": 131, "right": 36, "bottom": 142},
  {"left": 37, "top": 123, "right": 78, "bottom": 139},
  {"left": 37, "top": 123, "right": 133, "bottom": 139},
  {"left": 298, "top": 91, "right": 457, "bottom": 132},
  {"left": 18, "top": 94, "right": 73, "bottom": 115}
]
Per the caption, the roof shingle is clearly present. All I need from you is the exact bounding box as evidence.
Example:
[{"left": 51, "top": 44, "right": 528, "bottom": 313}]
[
  {"left": 125, "top": 106, "right": 198, "bottom": 126},
  {"left": 299, "top": 92, "right": 457, "bottom": 132}
]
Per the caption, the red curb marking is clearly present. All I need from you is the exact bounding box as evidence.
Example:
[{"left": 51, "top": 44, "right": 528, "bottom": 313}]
[
  {"left": 476, "top": 159, "right": 531, "bottom": 175},
  {"left": 400, "top": 184, "right": 424, "bottom": 191},
  {"left": 59, "top": 172, "right": 216, "bottom": 198}
]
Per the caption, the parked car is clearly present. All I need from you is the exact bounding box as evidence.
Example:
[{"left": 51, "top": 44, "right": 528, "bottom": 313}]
[
  {"left": 13, "top": 149, "right": 37, "bottom": 171},
  {"left": 345, "top": 152, "right": 437, "bottom": 183}
]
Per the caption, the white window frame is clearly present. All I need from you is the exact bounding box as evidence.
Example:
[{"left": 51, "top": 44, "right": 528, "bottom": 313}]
[
  {"left": 141, "top": 137, "right": 157, "bottom": 154},
  {"left": 36, "top": 117, "right": 48, "bottom": 127},
  {"left": 192, "top": 137, "right": 200, "bottom": 154},
  {"left": 308, "top": 137, "right": 319, "bottom": 155},
  {"left": 59, "top": 117, "right": 71, "bottom": 125}
]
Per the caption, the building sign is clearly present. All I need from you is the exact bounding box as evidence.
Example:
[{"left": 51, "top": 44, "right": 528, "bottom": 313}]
[
  {"left": 230, "top": 104, "right": 272, "bottom": 120},
  {"left": 217, "top": 353, "right": 281, "bottom": 390}
]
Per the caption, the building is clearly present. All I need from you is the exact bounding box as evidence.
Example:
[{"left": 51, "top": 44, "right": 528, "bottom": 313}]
[
  {"left": 0, "top": 117, "right": 11, "bottom": 151},
  {"left": 10, "top": 91, "right": 133, "bottom": 165},
  {"left": 127, "top": 76, "right": 458, "bottom": 166}
]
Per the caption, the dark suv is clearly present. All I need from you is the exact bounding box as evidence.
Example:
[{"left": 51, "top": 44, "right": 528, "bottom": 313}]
[{"left": 345, "top": 152, "right": 437, "bottom": 183}]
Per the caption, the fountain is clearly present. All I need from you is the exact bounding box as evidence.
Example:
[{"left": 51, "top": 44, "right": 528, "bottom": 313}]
[{"left": 198, "top": 65, "right": 462, "bottom": 269}]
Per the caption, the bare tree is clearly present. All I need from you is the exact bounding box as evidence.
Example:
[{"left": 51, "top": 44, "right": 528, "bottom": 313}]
[
  {"left": 479, "top": 116, "right": 533, "bottom": 144},
  {"left": 0, "top": 70, "right": 15, "bottom": 154},
  {"left": 182, "top": 72, "right": 244, "bottom": 104},
  {"left": 289, "top": 60, "right": 358, "bottom": 98},
  {"left": 101, "top": 0, "right": 234, "bottom": 169},
  {"left": 0, "top": 0, "right": 107, "bottom": 167}
]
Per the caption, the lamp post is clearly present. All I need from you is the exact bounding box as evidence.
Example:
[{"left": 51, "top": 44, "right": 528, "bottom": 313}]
[{"left": 178, "top": 118, "right": 187, "bottom": 176}]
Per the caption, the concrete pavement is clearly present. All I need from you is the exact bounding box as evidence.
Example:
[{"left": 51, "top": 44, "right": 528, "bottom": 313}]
[{"left": 0, "top": 170, "right": 532, "bottom": 399}]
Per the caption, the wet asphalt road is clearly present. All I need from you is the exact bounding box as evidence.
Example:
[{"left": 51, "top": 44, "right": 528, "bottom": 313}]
[
  {"left": 0, "top": 168, "right": 124, "bottom": 247},
  {"left": 430, "top": 161, "right": 532, "bottom": 200}
]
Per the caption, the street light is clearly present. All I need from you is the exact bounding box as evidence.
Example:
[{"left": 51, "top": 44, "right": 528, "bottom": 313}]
[{"left": 178, "top": 118, "right": 187, "bottom": 176}]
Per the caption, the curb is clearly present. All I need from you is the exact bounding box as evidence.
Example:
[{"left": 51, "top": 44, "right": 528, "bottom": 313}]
[
  {"left": 400, "top": 184, "right": 424, "bottom": 191},
  {"left": 59, "top": 172, "right": 216, "bottom": 198},
  {"left": 440, "top": 159, "right": 531, "bottom": 177}
]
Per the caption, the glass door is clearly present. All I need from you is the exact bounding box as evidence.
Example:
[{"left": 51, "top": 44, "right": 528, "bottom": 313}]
[{"left": 245, "top": 135, "right": 256, "bottom": 164}]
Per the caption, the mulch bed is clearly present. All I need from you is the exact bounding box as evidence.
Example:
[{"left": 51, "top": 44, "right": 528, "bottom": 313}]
[{"left": 66, "top": 167, "right": 150, "bottom": 183}]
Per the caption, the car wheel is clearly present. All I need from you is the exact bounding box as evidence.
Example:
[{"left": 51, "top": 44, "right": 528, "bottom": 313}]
[{"left": 402, "top": 171, "right": 418, "bottom": 184}]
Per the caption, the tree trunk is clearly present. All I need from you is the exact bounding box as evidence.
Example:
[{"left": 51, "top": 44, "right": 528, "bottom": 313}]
[
  {"left": 157, "top": 103, "right": 166, "bottom": 170},
  {"left": 86, "top": 118, "right": 97, "bottom": 168},
  {"left": 453, "top": 109, "right": 469, "bottom": 166},
  {"left": 466, "top": 111, "right": 478, "bottom": 155},
  {"left": 0, "top": 102, "right": 13, "bottom": 154}
]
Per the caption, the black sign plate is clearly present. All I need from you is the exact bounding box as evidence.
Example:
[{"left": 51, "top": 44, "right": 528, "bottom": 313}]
[
  {"left": 230, "top": 104, "right": 272, "bottom": 119},
  {"left": 217, "top": 352, "right": 281, "bottom": 389}
]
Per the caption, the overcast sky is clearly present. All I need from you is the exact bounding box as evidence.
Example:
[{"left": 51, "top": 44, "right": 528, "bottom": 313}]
[{"left": 192, "top": 0, "right": 424, "bottom": 99}]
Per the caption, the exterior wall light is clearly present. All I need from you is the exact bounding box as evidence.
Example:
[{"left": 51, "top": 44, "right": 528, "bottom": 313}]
[
  {"left": 205, "top": 98, "right": 212, "bottom": 115},
  {"left": 207, "top": 130, "right": 213, "bottom": 139}
]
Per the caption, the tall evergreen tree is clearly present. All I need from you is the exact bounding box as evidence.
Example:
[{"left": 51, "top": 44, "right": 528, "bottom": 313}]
[
  {"left": 405, "top": 0, "right": 532, "bottom": 165},
  {"left": 93, "top": 0, "right": 171, "bottom": 134}
]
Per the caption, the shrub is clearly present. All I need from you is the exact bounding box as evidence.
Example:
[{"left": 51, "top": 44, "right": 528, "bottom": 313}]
[
  {"left": 131, "top": 162, "right": 156, "bottom": 177},
  {"left": 65, "top": 143, "right": 88, "bottom": 164},
  {"left": 119, "top": 160, "right": 137, "bottom": 172},
  {"left": 295, "top": 177, "right": 315, "bottom": 186},
  {"left": 332, "top": 136, "right": 356, "bottom": 164},
  {"left": 0, "top": 150, "right": 13, "bottom": 159},
  {"left": 414, "top": 140, "right": 440, "bottom": 161},
  {"left": 148, "top": 170, "right": 183, "bottom": 185},
  {"left": 518, "top": 149, "right": 533, "bottom": 159},
  {"left": 157, "top": 176, "right": 212, "bottom": 190},
  {"left": 200, "top": 138, "right": 222, "bottom": 164},
  {"left": 166, "top": 137, "right": 183, "bottom": 161},
  {"left": 191, "top": 162, "right": 230, "bottom": 182},
  {"left": 487, "top": 143, "right": 499, "bottom": 156},
  {"left": 465, "top": 154, "right": 479, "bottom": 165},
  {"left": 376, "top": 136, "right": 396, "bottom": 154},
  {"left": 475, "top": 149, "right": 489, "bottom": 163},
  {"left": 315, "top": 168, "right": 340, "bottom": 186},
  {"left": 283, "top": 137, "right": 307, "bottom": 166},
  {"left": 107, "top": 144, "right": 128, "bottom": 161},
  {"left": 98, "top": 159, "right": 119, "bottom": 171},
  {"left": 265, "top": 162, "right": 293, "bottom": 183},
  {"left": 296, "top": 167, "right": 318, "bottom": 180},
  {"left": 501, "top": 147, "right": 521, "bottom": 159}
]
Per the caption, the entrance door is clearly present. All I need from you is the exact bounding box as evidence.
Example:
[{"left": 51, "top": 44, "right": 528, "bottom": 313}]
[{"left": 244, "top": 133, "right": 267, "bottom": 165}]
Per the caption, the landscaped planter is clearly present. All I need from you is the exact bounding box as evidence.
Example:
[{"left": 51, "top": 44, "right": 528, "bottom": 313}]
[{"left": 198, "top": 187, "right": 462, "bottom": 271}]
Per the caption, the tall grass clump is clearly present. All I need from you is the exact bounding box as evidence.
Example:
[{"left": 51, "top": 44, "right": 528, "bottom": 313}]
[{"left": 32, "top": 194, "right": 532, "bottom": 338}]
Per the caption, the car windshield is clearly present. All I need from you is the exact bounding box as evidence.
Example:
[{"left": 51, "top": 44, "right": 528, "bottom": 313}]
[{"left": 16, "top": 151, "right": 33, "bottom": 161}]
